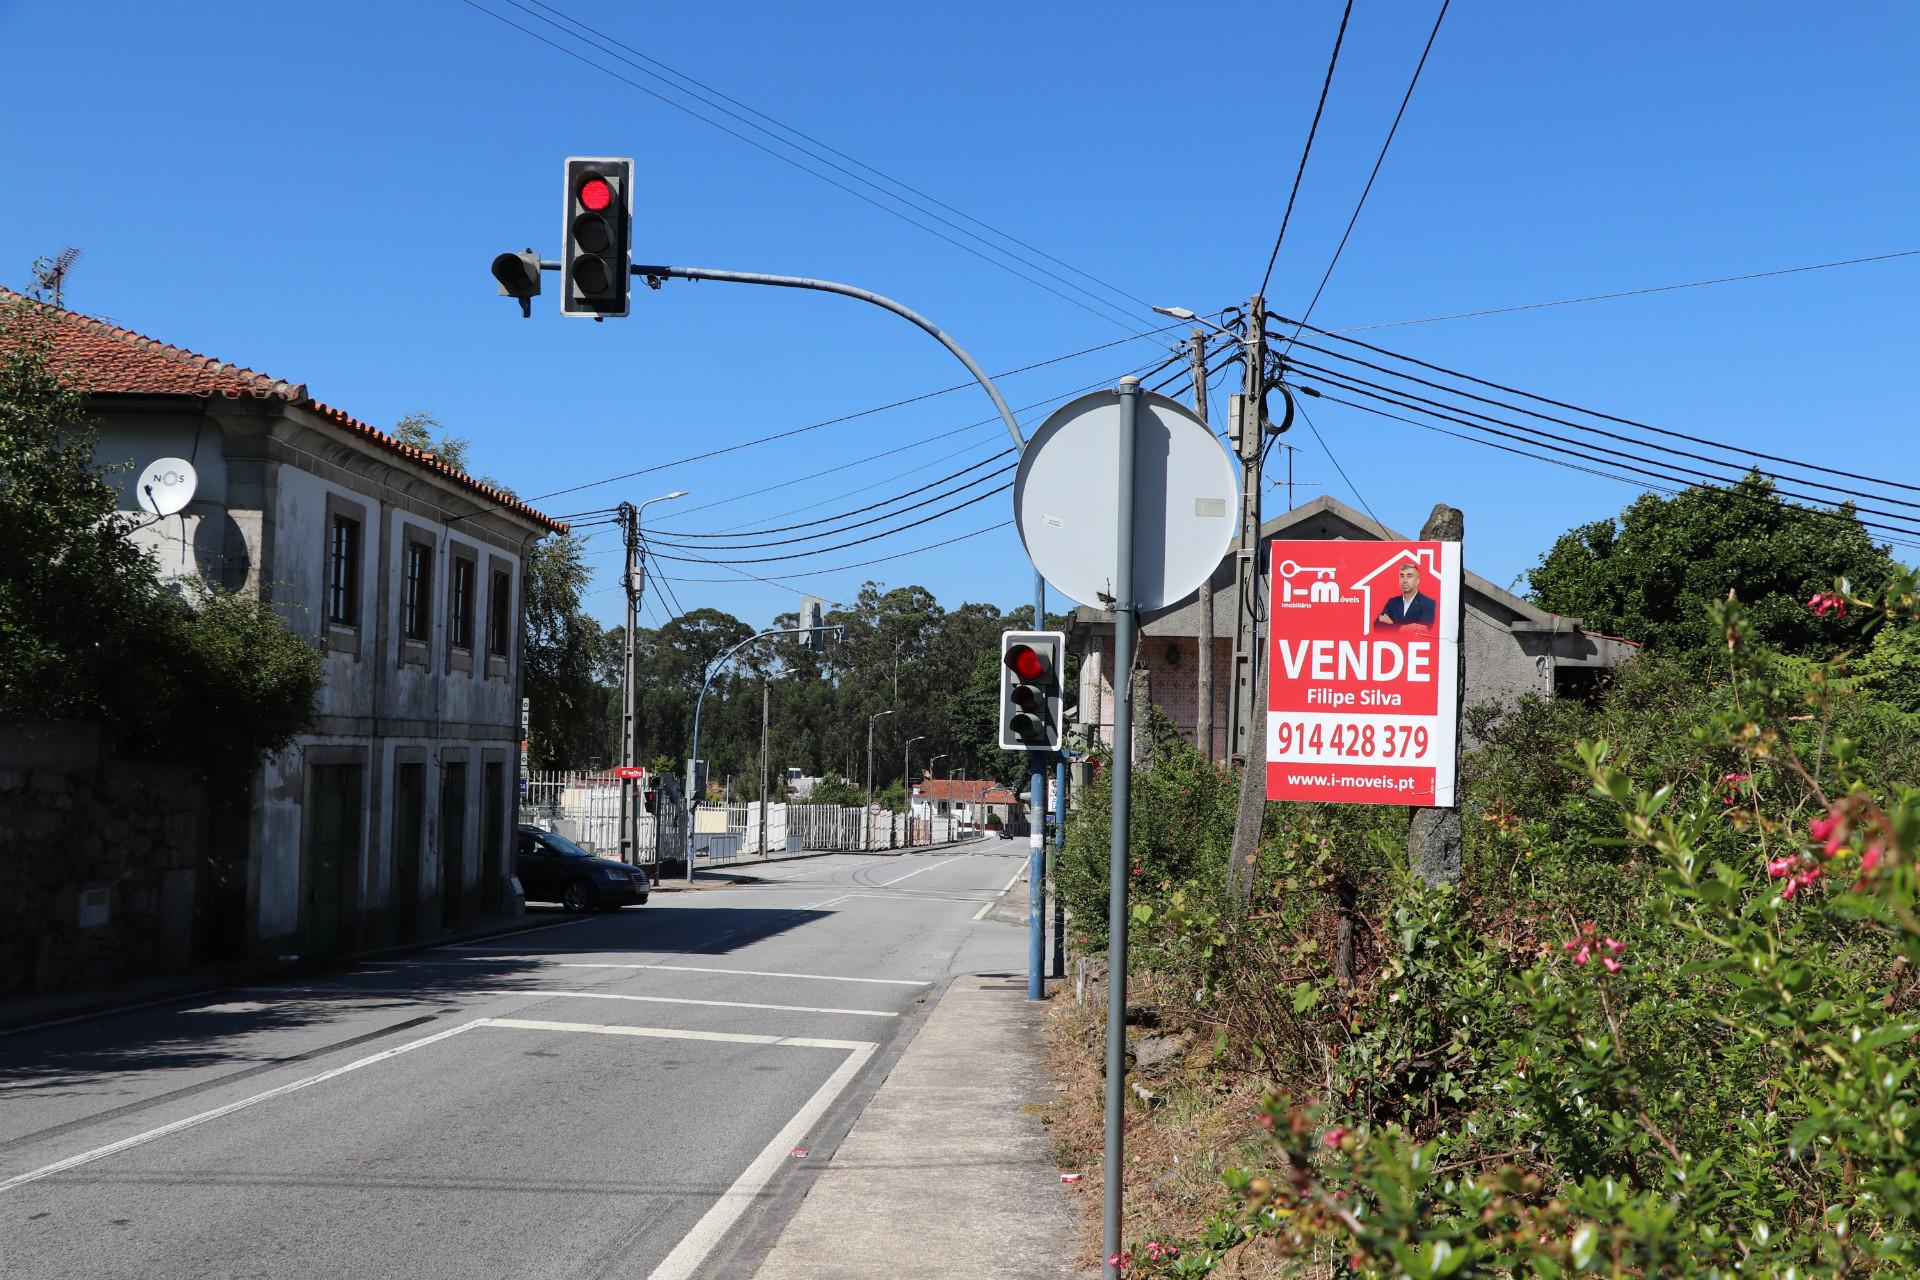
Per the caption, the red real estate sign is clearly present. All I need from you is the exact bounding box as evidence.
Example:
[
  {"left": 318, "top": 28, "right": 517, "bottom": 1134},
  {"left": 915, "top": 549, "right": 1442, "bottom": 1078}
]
[{"left": 1265, "top": 540, "right": 1462, "bottom": 808}]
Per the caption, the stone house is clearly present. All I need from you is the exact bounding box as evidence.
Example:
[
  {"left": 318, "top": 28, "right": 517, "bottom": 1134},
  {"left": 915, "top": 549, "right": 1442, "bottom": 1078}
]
[
  {"left": 43, "top": 297, "right": 566, "bottom": 964},
  {"left": 1068, "top": 496, "right": 1639, "bottom": 758}
]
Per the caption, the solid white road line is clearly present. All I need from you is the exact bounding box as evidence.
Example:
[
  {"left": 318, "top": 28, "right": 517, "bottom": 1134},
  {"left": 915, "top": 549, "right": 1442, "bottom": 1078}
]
[
  {"left": 556, "top": 962, "right": 927, "bottom": 986},
  {"left": 0, "top": 1019, "right": 488, "bottom": 1194},
  {"left": 480, "top": 1017, "right": 872, "bottom": 1053},
  {"left": 516, "top": 990, "right": 896, "bottom": 1018},
  {"left": 637, "top": 1035, "right": 877, "bottom": 1280},
  {"left": 972, "top": 863, "right": 1030, "bottom": 920}
]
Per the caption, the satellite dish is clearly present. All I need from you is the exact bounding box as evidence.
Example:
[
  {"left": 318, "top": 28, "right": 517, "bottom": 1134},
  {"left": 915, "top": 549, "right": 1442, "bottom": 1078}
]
[{"left": 138, "top": 458, "right": 199, "bottom": 517}]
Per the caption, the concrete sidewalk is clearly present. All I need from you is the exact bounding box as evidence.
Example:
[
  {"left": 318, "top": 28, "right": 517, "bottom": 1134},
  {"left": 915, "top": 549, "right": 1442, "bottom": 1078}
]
[{"left": 753, "top": 973, "right": 1092, "bottom": 1279}]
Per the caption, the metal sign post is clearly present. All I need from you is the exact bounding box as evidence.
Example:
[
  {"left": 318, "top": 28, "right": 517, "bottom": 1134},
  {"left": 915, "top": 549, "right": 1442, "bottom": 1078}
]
[{"left": 1101, "top": 377, "right": 1141, "bottom": 1280}]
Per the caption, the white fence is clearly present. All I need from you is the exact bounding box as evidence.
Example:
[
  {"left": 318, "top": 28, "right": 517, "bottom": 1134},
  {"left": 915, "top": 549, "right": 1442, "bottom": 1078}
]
[
  {"left": 691, "top": 803, "right": 963, "bottom": 863},
  {"left": 521, "top": 770, "right": 686, "bottom": 866}
]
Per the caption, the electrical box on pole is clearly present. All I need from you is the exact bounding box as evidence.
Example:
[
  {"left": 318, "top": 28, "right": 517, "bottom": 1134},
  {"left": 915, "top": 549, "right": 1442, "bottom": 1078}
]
[
  {"left": 561, "top": 156, "right": 633, "bottom": 318},
  {"left": 686, "top": 758, "right": 708, "bottom": 805},
  {"left": 999, "top": 630, "right": 1064, "bottom": 751}
]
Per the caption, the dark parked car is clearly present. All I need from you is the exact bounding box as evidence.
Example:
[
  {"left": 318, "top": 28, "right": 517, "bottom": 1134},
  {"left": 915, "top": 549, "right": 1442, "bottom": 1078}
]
[{"left": 515, "top": 826, "right": 650, "bottom": 912}]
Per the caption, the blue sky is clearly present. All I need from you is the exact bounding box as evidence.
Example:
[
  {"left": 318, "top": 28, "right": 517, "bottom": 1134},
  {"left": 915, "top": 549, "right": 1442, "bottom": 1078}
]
[{"left": 4, "top": 1, "right": 1915, "bottom": 630}]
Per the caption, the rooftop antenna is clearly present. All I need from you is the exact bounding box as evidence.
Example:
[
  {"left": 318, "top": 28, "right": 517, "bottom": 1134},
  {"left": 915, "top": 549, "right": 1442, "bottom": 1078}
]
[{"left": 45, "top": 247, "right": 81, "bottom": 306}]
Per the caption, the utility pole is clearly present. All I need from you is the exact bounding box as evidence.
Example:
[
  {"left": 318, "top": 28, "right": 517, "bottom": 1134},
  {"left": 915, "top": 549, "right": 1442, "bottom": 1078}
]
[
  {"left": 615, "top": 491, "right": 686, "bottom": 870},
  {"left": 1190, "top": 328, "right": 1215, "bottom": 764},
  {"left": 1225, "top": 297, "right": 1268, "bottom": 766},
  {"left": 866, "top": 709, "right": 895, "bottom": 851},
  {"left": 904, "top": 734, "right": 926, "bottom": 849},
  {"left": 617, "top": 501, "right": 639, "bottom": 864},
  {"left": 759, "top": 675, "right": 771, "bottom": 858}
]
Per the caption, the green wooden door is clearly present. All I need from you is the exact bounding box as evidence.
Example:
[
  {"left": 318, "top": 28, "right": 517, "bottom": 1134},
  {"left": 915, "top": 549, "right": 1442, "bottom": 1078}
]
[
  {"left": 393, "top": 762, "right": 424, "bottom": 940},
  {"left": 306, "top": 764, "right": 360, "bottom": 959}
]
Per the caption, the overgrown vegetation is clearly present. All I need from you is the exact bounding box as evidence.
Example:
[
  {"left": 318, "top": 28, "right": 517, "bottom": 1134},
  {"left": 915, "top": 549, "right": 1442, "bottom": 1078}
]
[
  {"left": 0, "top": 262, "right": 321, "bottom": 772},
  {"left": 1052, "top": 488, "right": 1920, "bottom": 1277}
]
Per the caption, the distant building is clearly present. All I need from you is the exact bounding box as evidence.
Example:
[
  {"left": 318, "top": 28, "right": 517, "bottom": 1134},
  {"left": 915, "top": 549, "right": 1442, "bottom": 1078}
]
[
  {"left": 1069, "top": 496, "right": 1639, "bottom": 758},
  {"left": 911, "top": 777, "right": 1023, "bottom": 827},
  {"left": 41, "top": 297, "right": 566, "bottom": 962}
]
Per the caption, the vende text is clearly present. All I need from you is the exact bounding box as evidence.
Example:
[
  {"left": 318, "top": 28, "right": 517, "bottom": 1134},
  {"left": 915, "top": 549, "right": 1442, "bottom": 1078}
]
[{"left": 1276, "top": 638, "right": 1433, "bottom": 683}]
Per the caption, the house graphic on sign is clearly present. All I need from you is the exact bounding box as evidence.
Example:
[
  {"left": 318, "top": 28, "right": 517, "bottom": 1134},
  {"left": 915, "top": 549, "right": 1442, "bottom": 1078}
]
[{"left": 1348, "top": 547, "right": 1439, "bottom": 636}]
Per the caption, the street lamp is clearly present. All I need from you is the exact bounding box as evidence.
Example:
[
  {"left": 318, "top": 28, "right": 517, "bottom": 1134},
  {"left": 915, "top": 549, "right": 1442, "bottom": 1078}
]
[
  {"left": 902, "top": 734, "right": 928, "bottom": 849},
  {"left": 864, "top": 710, "right": 895, "bottom": 849},
  {"left": 620, "top": 488, "right": 688, "bottom": 870},
  {"left": 927, "top": 753, "right": 947, "bottom": 824}
]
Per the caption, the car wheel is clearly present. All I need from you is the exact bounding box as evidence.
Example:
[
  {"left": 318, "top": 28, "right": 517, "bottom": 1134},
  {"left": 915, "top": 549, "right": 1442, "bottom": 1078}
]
[{"left": 563, "top": 881, "right": 594, "bottom": 913}]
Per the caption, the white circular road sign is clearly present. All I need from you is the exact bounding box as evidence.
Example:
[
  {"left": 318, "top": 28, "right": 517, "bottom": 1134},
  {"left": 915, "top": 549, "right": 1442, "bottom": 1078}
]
[{"left": 1014, "top": 389, "right": 1238, "bottom": 611}]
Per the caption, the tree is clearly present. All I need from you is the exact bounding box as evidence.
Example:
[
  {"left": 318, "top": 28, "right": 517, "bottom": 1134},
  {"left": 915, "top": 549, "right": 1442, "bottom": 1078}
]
[
  {"left": 392, "top": 410, "right": 470, "bottom": 474},
  {"left": 0, "top": 261, "right": 321, "bottom": 766},
  {"left": 522, "top": 533, "right": 610, "bottom": 769},
  {"left": 1528, "top": 475, "right": 1903, "bottom": 654}
]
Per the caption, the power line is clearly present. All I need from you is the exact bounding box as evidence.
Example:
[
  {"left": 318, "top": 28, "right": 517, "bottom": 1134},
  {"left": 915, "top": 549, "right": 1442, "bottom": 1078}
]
[
  {"left": 1332, "top": 249, "right": 1920, "bottom": 332},
  {"left": 652, "top": 520, "right": 1015, "bottom": 585},
  {"left": 1285, "top": 349, "right": 1920, "bottom": 516},
  {"left": 523, "top": 322, "right": 1196, "bottom": 507},
  {"left": 1280, "top": 315, "right": 1920, "bottom": 497},
  {"left": 1294, "top": 400, "right": 1382, "bottom": 528},
  {"left": 463, "top": 0, "right": 1160, "bottom": 339},
  {"left": 1259, "top": 0, "right": 1354, "bottom": 298},
  {"left": 646, "top": 459, "right": 1018, "bottom": 551},
  {"left": 644, "top": 346, "right": 1183, "bottom": 536},
  {"left": 1282, "top": 0, "right": 1450, "bottom": 348},
  {"left": 1296, "top": 367, "right": 1920, "bottom": 539},
  {"left": 1296, "top": 383, "right": 1920, "bottom": 552},
  {"left": 645, "top": 480, "right": 1011, "bottom": 566}
]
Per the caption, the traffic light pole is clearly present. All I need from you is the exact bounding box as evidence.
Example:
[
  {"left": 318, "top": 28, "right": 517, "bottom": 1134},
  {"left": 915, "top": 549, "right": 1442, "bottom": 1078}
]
[{"left": 1030, "top": 571, "right": 1046, "bottom": 1002}]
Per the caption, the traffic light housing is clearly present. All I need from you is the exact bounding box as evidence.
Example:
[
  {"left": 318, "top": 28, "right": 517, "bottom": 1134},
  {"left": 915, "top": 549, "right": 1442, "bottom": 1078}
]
[
  {"left": 999, "top": 630, "right": 1064, "bottom": 751},
  {"left": 561, "top": 156, "right": 632, "bottom": 318},
  {"left": 643, "top": 780, "right": 658, "bottom": 816}
]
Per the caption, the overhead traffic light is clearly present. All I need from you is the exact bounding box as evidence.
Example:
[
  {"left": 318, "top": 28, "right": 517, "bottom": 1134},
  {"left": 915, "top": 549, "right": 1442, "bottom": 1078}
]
[
  {"left": 561, "top": 156, "right": 632, "bottom": 318},
  {"left": 999, "top": 630, "right": 1064, "bottom": 751}
]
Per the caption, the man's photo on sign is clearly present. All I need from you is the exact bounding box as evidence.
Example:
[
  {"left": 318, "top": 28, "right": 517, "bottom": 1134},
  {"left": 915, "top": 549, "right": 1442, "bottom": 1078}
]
[{"left": 1376, "top": 562, "right": 1435, "bottom": 629}]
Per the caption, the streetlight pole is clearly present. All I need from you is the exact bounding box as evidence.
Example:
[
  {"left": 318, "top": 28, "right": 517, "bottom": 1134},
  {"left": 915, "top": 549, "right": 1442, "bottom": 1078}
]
[
  {"left": 619, "top": 489, "right": 687, "bottom": 871},
  {"left": 903, "top": 734, "right": 927, "bottom": 849},
  {"left": 685, "top": 623, "right": 839, "bottom": 884},
  {"left": 865, "top": 709, "right": 895, "bottom": 851}
]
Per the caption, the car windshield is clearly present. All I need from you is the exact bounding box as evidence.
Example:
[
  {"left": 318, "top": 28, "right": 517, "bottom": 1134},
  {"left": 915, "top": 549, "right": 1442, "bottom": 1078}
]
[{"left": 540, "top": 833, "right": 596, "bottom": 859}]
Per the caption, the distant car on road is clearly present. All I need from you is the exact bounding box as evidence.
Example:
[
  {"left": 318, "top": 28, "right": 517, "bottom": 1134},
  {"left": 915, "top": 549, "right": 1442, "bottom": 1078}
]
[{"left": 515, "top": 825, "right": 650, "bottom": 912}]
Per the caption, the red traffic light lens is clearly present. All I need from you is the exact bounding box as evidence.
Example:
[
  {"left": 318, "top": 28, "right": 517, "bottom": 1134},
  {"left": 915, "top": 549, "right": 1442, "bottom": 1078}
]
[
  {"left": 1005, "top": 645, "right": 1044, "bottom": 680},
  {"left": 578, "top": 176, "right": 614, "bottom": 211}
]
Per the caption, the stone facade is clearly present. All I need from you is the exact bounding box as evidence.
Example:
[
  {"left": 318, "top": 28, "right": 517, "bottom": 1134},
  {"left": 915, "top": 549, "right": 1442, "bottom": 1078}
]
[{"left": 1, "top": 722, "right": 201, "bottom": 994}]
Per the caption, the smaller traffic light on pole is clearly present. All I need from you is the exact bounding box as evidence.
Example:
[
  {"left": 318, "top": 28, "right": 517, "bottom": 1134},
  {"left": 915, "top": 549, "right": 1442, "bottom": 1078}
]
[
  {"left": 561, "top": 156, "right": 633, "bottom": 319},
  {"left": 999, "top": 630, "right": 1064, "bottom": 751}
]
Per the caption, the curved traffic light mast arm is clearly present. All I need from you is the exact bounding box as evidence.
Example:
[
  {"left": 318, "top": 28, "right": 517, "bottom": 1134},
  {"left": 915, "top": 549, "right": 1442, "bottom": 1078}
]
[
  {"left": 530, "top": 258, "right": 1028, "bottom": 453},
  {"left": 683, "top": 621, "right": 843, "bottom": 883}
]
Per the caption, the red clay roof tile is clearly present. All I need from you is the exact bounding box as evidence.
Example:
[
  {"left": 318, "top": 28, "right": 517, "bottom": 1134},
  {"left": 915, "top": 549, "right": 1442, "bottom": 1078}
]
[{"left": 1, "top": 290, "right": 566, "bottom": 533}]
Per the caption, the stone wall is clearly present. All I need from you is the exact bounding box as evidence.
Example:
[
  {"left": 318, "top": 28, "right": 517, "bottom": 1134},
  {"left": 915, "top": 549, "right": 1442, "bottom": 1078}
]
[{"left": 0, "top": 721, "right": 203, "bottom": 994}]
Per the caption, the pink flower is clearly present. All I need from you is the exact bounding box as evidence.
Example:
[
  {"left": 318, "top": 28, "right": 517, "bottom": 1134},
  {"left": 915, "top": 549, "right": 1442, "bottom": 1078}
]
[
  {"left": 1782, "top": 878, "right": 1800, "bottom": 901},
  {"left": 1572, "top": 945, "right": 1592, "bottom": 966},
  {"left": 1561, "top": 939, "right": 1580, "bottom": 951},
  {"left": 1602, "top": 957, "right": 1622, "bottom": 975},
  {"left": 1808, "top": 591, "right": 1848, "bottom": 619},
  {"left": 1796, "top": 866, "right": 1823, "bottom": 888},
  {"left": 1809, "top": 814, "right": 1839, "bottom": 843},
  {"left": 1323, "top": 1127, "right": 1348, "bottom": 1148},
  {"left": 1602, "top": 937, "right": 1626, "bottom": 956},
  {"left": 1767, "top": 857, "right": 1798, "bottom": 879},
  {"left": 1721, "top": 772, "right": 1751, "bottom": 786},
  {"left": 1862, "top": 844, "right": 1884, "bottom": 875}
]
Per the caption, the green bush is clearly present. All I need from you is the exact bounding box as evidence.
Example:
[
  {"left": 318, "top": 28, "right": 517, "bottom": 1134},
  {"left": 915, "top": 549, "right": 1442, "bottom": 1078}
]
[{"left": 1083, "top": 581, "right": 1920, "bottom": 1277}]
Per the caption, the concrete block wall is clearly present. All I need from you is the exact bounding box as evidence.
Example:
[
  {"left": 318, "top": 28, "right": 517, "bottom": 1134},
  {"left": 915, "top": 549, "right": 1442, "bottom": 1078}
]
[{"left": 0, "top": 721, "right": 203, "bottom": 994}]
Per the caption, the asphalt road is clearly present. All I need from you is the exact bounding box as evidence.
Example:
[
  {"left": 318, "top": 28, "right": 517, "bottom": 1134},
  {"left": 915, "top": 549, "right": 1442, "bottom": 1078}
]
[{"left": 0, "top": 839, "right": 1032, "bottom": 1280}]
